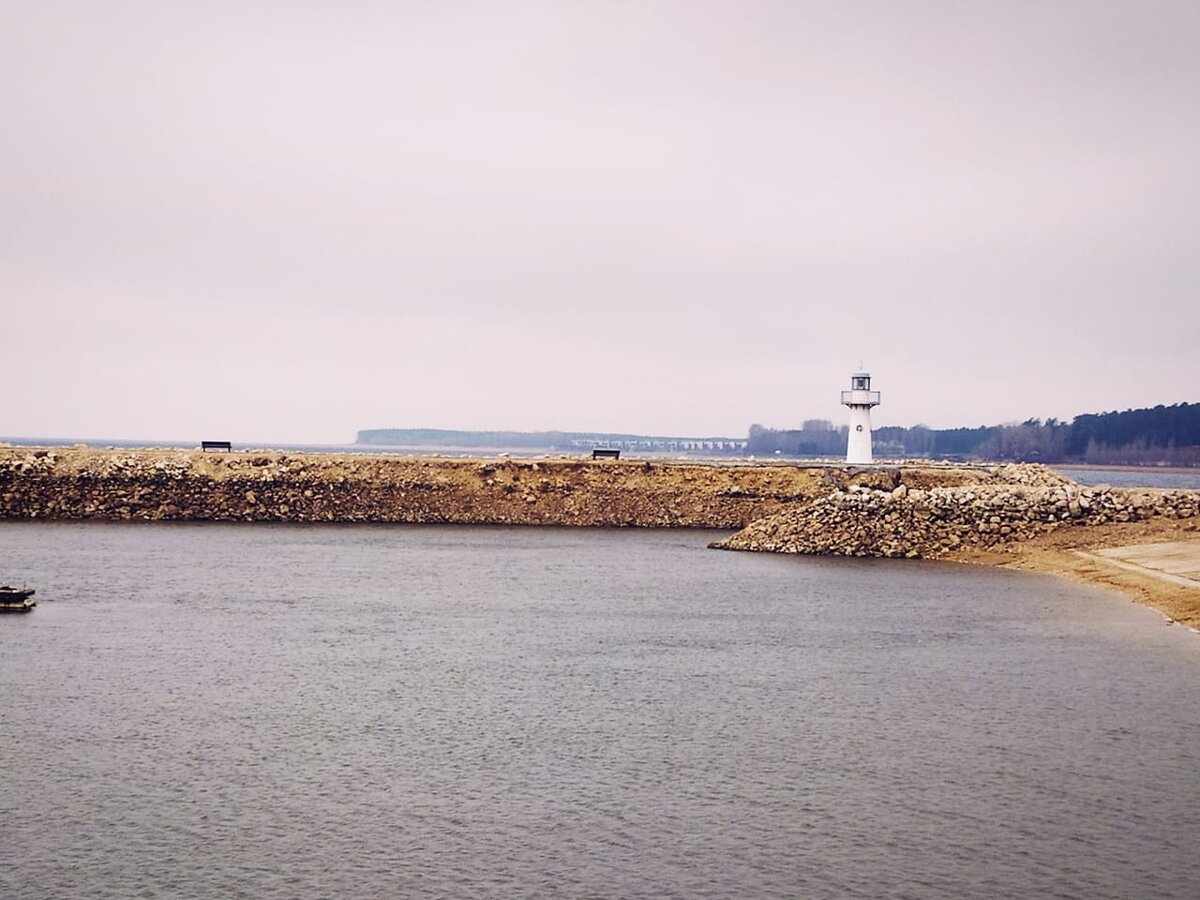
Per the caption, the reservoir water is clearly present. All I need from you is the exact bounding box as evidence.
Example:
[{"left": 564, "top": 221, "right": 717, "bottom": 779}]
[
  {"left": 1054, "top": 467, "right": 1200, "bottom": 491},
  {"left": 1, "top": 523, "right": 1197, "bottom": 899}
]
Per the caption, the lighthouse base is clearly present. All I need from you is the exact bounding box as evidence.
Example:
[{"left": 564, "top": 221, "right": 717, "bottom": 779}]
[{"left": 846, "top": 406, "right": 874, "bottom": 464}]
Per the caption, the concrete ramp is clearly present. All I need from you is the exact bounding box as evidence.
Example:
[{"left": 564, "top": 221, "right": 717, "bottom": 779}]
[{"left": 1080, "top": 542, "right": 1200, "bottom": 589}]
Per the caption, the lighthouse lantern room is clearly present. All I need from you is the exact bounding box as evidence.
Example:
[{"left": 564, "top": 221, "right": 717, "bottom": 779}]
[{"left": 841, "top": 372, "right": 881, "bottom": 464}]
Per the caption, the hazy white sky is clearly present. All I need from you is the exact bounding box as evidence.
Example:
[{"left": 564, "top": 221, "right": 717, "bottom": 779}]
[{"left": 4, "top": 0, "right": 1198, "bottom": 443}]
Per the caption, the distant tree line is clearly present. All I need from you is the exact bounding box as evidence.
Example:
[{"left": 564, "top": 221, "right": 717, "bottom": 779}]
[
  {"left": 747, "top": 402, "right": 1200, "bottom": 466},
  {"left": 747, "top": 421, "right": 846, "bottom": 457},
  {"left": 358, "top": 405, "right": 1200, "bottom": 465}
]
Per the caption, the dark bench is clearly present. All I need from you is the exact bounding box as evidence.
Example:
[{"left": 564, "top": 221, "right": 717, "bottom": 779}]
[
  {"left": 592, "top": 448, "right": 620, "bottom": 460},
  {"left": 201, "top": 441, "right": 232, "bottom": 452}
]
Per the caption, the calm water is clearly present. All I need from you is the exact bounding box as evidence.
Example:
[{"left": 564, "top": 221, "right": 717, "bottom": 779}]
[
  {"left": 1, "top": 523, "right": 1197, "bottom": 899},
  {"left": 1055, "top": 467, "right": 1200, "bottom": 490}
]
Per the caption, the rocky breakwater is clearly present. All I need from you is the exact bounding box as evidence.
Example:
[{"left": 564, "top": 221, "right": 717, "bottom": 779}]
[
  {"left": 715, "top": 464, "right": 1200, "bottom": 558},
  {"left": 0, "top": 446, "right": 856, "bottom": 527}
]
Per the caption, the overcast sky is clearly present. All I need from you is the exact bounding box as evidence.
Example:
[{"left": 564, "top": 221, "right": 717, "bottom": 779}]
[{"left": 3, "top": 1, "right": 1197, "bottom": 443}]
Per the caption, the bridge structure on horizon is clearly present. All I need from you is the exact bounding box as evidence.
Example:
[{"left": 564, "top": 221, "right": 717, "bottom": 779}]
[{"left": 568, "top": 437, "right": 749, "bottom": 453}]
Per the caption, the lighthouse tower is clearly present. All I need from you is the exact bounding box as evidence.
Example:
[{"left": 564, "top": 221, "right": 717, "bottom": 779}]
[{"left": 841, "top": 372, "right": 881, "bottom": 464}]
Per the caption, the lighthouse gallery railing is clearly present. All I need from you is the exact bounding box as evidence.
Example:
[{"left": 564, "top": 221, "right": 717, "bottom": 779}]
[{"left": 841, "top": 390, "right": 881, "bottom": 405}]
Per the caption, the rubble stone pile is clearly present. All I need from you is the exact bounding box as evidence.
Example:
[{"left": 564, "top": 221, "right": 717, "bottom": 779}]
[{"left": 715, "top": 477, "right": 1200, "bottom": 558}]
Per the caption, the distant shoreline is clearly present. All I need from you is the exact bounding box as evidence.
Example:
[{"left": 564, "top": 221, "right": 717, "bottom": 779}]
[
  {"left": 3, "top": 437, "right": 1198, "bottom": 473},
  {"left": 1054, "top": 463, "right": 1200, "bottom": 475}
]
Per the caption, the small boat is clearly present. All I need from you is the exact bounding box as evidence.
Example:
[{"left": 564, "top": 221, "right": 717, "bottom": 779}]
[{"left": 0, "top": 585, "right": 36, "bottom": 613}]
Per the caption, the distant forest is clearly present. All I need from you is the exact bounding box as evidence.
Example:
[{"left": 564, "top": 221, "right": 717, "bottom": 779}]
[{"left": 748, "top": 402, "right": 1200, "bottom": 466}]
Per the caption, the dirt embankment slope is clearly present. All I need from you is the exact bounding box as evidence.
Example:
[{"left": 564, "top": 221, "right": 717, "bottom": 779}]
[
  {"left": 0, "top": 446, "right": 981, "bottom": 528},
  {"left": 0, "top": 447, "right": 816, "bottom": 527}
]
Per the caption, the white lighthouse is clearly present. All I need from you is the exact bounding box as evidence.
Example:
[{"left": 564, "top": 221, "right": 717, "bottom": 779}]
[{"left": 841, "top": 372, "right": 880, "bottom": 464}]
